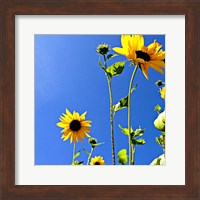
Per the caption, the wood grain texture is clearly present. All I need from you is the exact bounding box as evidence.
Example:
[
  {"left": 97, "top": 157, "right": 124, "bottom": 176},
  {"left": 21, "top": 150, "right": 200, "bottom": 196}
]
[{"left": 0, "top": 0, "right": 200, "bottom": 199}]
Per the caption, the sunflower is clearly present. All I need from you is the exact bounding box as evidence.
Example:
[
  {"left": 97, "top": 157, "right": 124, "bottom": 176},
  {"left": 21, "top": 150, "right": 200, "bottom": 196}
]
[
  {"left": 160, "top": 86, "right": 166, "bottom": 99},
  {"left": 113, "top": 35, "right": 165, "bottom": 79},
  {"left": 57, "top": 109, "right": 91, "bottom": 143},
  {"left": 90, "top": 156, "right": 105, "bottom": 165}
]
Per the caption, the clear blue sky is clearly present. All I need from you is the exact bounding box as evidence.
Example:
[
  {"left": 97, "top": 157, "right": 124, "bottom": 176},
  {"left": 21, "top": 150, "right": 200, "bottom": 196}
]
[{"left": 35, "top": 34, "right": 165, "bottom": 165}]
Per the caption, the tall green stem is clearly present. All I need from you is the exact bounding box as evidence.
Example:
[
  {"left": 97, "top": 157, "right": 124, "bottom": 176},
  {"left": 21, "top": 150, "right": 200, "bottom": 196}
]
[
  {"left": 103, "top": 55, "right": 116, "bottom": 165},
  {"left": 128, "top": 65, "right": 138, "bottom": 165},
  {"left": 72, "top": 142, "right": 76, "bottom": 163},
  {"left": 107, "top": 77, "right": 116, "bottom": 165},
  {"left": 87, "top": 147, "right": 94, "bottom": 165}
]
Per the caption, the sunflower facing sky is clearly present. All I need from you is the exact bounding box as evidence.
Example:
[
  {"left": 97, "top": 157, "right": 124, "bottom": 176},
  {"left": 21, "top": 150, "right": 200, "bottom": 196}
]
[
  {"left": 113, "top": 35, "right": 165, "bottom": 79},
  {"left": 57, "top": 109, "right": 91, "bottom": 143},
  {"left": 90, "top": 156, "right": 105, "bottom": 165}
]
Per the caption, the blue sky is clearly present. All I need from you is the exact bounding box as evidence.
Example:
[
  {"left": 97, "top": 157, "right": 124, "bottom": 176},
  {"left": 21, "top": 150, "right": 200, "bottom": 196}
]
[{"left": 35, "top": 34, "right": 165, "bottom": 165}]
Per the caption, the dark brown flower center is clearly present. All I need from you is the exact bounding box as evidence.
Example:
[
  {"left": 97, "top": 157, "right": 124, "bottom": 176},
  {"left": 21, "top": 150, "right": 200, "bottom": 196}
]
[
  {"left": 136, "top": 51, "right": 150, "bottom": 62},
  {"left": 94, "top": 162, "right": 100, "bottom": 165},
  {"left": 70, "top": 120, "right": 81, "bottom": 131}
]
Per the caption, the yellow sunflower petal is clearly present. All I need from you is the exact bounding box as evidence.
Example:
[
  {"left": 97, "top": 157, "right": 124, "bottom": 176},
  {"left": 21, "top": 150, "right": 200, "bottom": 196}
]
[
  {"left": 151, "top": 66, "right": 164, "bottom": 74},
  {"left": 81, "top": 120, "right": 91, "bottom": 124},
  {"left": 147, "top": 40, "right": 162, "bottom": 54},
  {"left": 149, "top": 60, "right": 165, "bottom": 68},
  {"left": 112, "top": 47, "right": 126, "bottom": 56},
  {"left": 66, "top": 109, "right": 73, "bottom": 118},
  {"left": 62, "top": 129, "right": 71, "bottom": 137},
  {"left": 121, "top": 35, "right": 131, "bottom": 49},
  {"left": 82, "top": 126, "right": 91, "bottom": 133},
  {"left": 85, "top": 133, "right": 90, "bottom": 137},
  {"left": 140, "top": 64, "right": 149, "bottom": 80},
  {"left": 63, "top": 131, "right": 72, "bottom": 141},
  {"left": 150, "top": 51, "right": 165, "bottom": 60},
  {"left": 73, "top": 111, "right": 80, "bottom": 120},
  {"left": 70, "top": 135, "right": 73, "bottom": 143},
  {"left": 80, "top": 111, "right": 87, "bottom": 120},
  {"left": 60, "top": 115, "right": 71, "bottom": 123},
  {"left": 57, "top": 122, "right": 66, "bottom": 128},
  {"left": 130, "top": 35, "right": 144, "bottom": 51},
  {"left": 135, "top": 35, "right": 144, "bottom": 49}
]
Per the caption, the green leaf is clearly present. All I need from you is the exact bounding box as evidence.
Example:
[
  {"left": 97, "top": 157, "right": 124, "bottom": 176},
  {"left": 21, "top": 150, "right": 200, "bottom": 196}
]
[
  {"left": 71, "top": 161, "right": 84, "bottom": 165},
  {"left": 156, "top": 136, "right": 163, "bottom": 146},
  {"left": 118, "top": 124, "right": 133, "bottom": 136},
  {"left": 134, "top": 128, "right": 145, "bottom": 137},
  {"left": 161, "top": 131, "right": 165, "bottom": 136},
  {"left": 132, "top": 138, "right": 146, "bottom": 145},
  {"left": 92, "top": 142, "right": 105, "bottom": 147},
  {"left": 118, "top": 149, "right": 128, "bottom": 165},
  {"left": 73, "top": 151, "right": 81, "bottom": 160},
  {"left": 106, "top": 61, "right": 125, "bottom": 78},
  {"left": 150, "top": 154, "right": 165, "bottom": 165},
  {"left": 98, "top": 59, "right": 106, "bottom": 71},
  {"left": 154, "top": 104, "right": 161, "bottom": 112},
  {"left": 107, "top": 54, "right": 118, "bottom": 59},
  {"left": 98, "top": 59, "right": 103, "bottom": 67},
  {"left": 82, "top": 148, "right": 90, "bottom": 156},
  {"left": 113, "top": 84, "right": 137, "bottom": 112}
]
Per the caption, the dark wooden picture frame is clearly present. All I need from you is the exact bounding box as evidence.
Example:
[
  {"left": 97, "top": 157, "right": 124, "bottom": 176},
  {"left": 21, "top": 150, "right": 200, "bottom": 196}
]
[{"left": 0, "top": 0, "right": 199, "bottom": 199}]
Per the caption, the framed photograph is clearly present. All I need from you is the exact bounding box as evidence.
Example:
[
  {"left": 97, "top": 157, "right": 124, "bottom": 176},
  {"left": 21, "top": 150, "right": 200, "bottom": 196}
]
[{"left": 0, "top": 0, "right": 199, "bottom": 199}]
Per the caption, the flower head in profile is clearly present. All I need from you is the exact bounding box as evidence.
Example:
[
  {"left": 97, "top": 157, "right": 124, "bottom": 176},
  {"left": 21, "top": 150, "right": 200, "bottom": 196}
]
[
  {"left": 160, "top": 86, "right": 166, "bottom": 99},
  {"left": 113, "top": 35, "right": 165, "bottom": 79},
  {"left": 57, "top": 109, "right": 91, "bottom": 143},
  {"left": 90, "top": 156, "right": 105, "bottom": 165}
]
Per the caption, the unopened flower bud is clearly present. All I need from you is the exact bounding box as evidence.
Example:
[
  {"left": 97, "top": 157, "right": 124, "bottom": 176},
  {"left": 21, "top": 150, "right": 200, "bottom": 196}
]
[
  {"left": 96, "top": 43, "right": 110, "bottom": 55},
  {"left": 154, "top": 111, "right": 165, "bottom": 131},
  {"left": 88, "top": 137, "right": 97, "bottom": 145},
  {"left": 155, "top": 80, "right": 164, "bottom": 86}
]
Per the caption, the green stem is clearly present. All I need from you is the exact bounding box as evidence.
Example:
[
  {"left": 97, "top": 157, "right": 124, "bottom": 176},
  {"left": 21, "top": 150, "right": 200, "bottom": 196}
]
[
  {"left": 107, "top": 77, "right": 116, "bottom": 165},
  {"left": 72, "top": 142, "right": 76, "bottom": 164},
  {"left": 163, "top": 134, "right": 165, "bottom": 157},
  {"left": 103, "top": 55, "right": 116, "bottom": 165},
  {"left": 128, "top": 65, "right": 139, "bottom": 165},
  {"left": 87, "top": 147, "right": 94, "bottom": 165}
]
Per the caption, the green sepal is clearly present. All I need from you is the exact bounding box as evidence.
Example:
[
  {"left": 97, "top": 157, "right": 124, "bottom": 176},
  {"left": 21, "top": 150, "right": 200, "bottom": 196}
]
[{"left": 118, "top": 149, "right": 128, "bottom": 165}]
